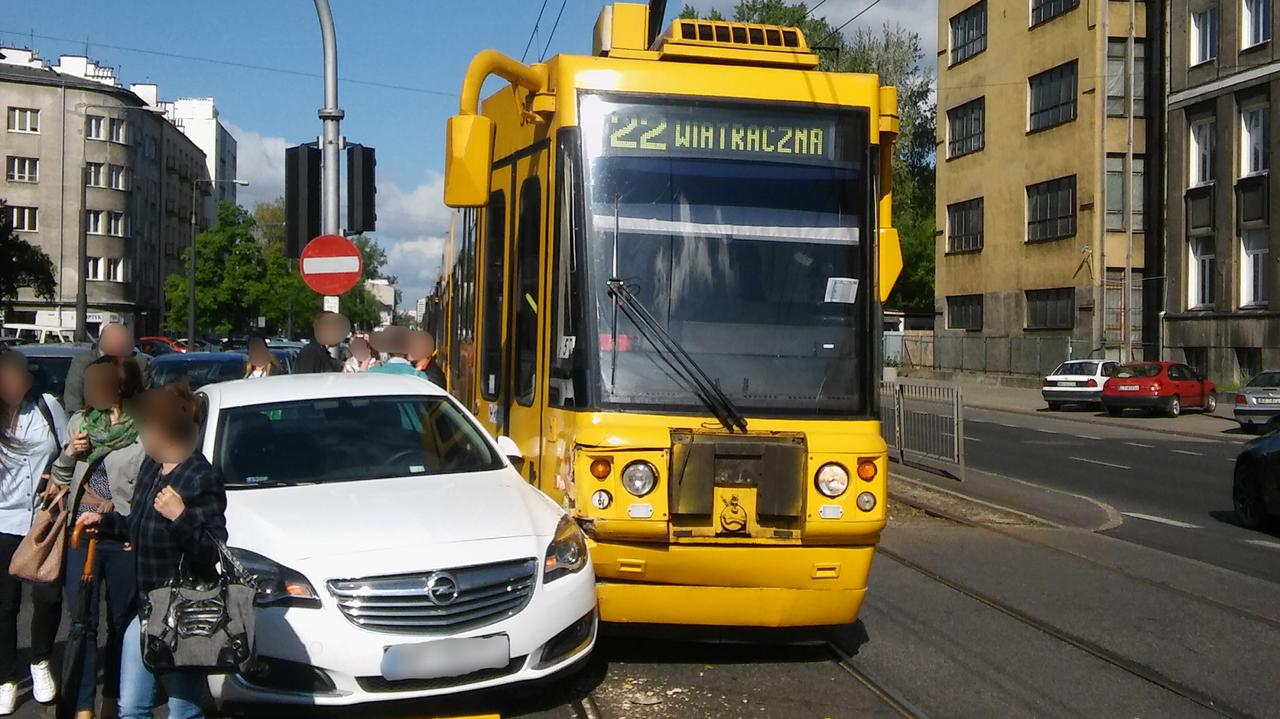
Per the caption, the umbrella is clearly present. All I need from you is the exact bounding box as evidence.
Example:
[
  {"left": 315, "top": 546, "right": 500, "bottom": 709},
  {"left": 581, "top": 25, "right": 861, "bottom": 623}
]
[{"left": 56, "top": 526, "right": 98, "bottom": 719}]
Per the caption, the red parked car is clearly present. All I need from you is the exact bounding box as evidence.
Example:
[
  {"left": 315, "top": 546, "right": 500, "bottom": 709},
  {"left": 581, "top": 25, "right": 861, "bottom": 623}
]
[
  {"left": 1101, "top": 361, "right": 1217, "bottom": 418},
  {"left": 137, "top": 336, "right": 187, "bottom": 355}
]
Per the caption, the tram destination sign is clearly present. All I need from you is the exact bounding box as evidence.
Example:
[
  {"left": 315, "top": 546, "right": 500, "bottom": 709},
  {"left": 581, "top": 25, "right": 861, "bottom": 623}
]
[{"left": 598, "top": 101, "right": 842, "bottom": 165}]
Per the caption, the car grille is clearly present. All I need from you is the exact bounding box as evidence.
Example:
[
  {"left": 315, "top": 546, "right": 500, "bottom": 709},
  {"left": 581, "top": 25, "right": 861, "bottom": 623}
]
[{"left": 327, "top": 558, "right": 538, "bottom": 634}]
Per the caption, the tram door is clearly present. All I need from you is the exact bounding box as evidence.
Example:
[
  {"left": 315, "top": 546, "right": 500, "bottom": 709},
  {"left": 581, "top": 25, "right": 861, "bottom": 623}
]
[
  {"left": 475, "top": 168, "right": 513, "bottom": 439},
  {"left": 505, "top": 148, "right": 550, "bottom": 484}
]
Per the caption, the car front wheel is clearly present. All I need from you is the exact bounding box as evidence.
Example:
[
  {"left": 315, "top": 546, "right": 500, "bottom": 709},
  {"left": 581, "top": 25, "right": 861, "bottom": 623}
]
[
  {"left": 1167, "top": 396, "right": 1182, "bottom": 418},
  {"left": 1234, "top": 461, "right": 1271, "bottom": 530}
]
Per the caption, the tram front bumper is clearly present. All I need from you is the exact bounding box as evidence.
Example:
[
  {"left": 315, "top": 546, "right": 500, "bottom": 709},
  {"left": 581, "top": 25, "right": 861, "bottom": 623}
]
[{"left": 589, "top": 541, "right": 874, "bottom": 627}]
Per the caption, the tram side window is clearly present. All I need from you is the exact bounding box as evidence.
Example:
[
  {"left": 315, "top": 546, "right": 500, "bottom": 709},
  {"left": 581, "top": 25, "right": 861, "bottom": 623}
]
[
  {"left": 480, "top": 192, "right": 506, "bottom": 401},
  {"left": 515, "top": 177, "right": 542, "bottom": 406}
]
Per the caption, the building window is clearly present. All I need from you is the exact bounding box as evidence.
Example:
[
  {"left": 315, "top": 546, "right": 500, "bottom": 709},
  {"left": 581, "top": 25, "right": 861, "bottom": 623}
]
[
  {"left": 1031, "top": 0, "right": 1079, "bottom": 26},
  {"left": 85, "top": 162, "right": 104, "bottom": 187},
  {"left": 1188, "top": 236, "right": 1216, "bottom": 308},
  {"left": 108, "top": 211, "right": 126, "bottom": 237},
  {"left": 1244, "top": 0, "right": 1272, "bottom": 48},
  {"left": 1105, "top": 155, "right": 1146, "bottom": 231},
  {"left": 1241, "top": 228, "right": 1269, "bottom": 306},
  {"left": 1106, "top": 40, "right": 1147, "bottom": 117},
  {"left": 9, "top": 206, "right": 38, "bottom": 232},
  {"left": 6, "top": 108, "right": 39, "bottom": 133},
  {"left": 145, "top": 137, "right": 158, "bottom": 160},
  {"left": 1027, "top": 175, "right": 1077, "bottom": 242},
  {"left": 1191, "top": 9, "right": 1218, "bottom": 64},
  {"left": 947, "top": 98, "right": 985, "bottom": 158},
  {"left": 109, "top": 118, "right": 126, "bottom": 144},
  {"left": 86, "top": 115, "right": 105, "bottom": 141},
  {"left": 947, "top": 294, "right": 983, "bottom": 331},
  {"left": 1029, "top": 61, "right": 1078, "bottom": 131},
  {"left": 1242, "top": 104, "right": 1269, "bottom": 175},
  {"left": 108, "top": 164, "right": 127, "bottom": 190},
  {"left": 1189, "top": 118, "right": 1215, "bottom": 185},
  {"left": 1237, "top": 347, "right": 1263, "bottom": 379},
  {"left": 5, "top": 156, "right": 38, "bottom": 183},
  {"left": 86, "top": 210, "right": 103, "bottom": 235},
  {"left": 947, "top": 198, "right": 984, "bottom": 253},
  {"left": 105, "top": 258, "right": 127, "bottom": 283},
  {"left": 950, "top": 1, "right": 987, "bottom": 65},
  {"left": 86, "top": 256, "right": 103, "bottom": 281},
  {"left": 1026, "top": 288, "right": 1075, "bottom": 330}
]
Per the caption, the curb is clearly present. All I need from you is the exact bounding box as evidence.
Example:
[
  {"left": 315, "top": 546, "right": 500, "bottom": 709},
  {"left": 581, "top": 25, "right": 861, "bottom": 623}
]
[
  {"left": 964, "top": 400, "right": 1248, "bottom": 444},
  {"left": 889, "top": 471, "right": 1064, "bottom": 529}
]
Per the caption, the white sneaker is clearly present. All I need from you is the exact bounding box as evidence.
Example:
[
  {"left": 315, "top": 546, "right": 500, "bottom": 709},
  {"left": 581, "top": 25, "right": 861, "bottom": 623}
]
[
  {"left": 29, "top": 660, "right": 55, "bottom": 704},
  {"left": 0, "top": 682, "right": 16, "bottom": 715}
]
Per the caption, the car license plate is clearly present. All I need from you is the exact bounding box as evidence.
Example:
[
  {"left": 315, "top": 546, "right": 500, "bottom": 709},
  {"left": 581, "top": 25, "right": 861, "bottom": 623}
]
[
  {"left": 1118, "top": 384, "right": 1139, "bottom": 391},
  {"left": 1258, "top": 398, "right": 1280, "bottom": 404},
  {"left": 381, "top": 635, "right": 510, "bottom": 681}
]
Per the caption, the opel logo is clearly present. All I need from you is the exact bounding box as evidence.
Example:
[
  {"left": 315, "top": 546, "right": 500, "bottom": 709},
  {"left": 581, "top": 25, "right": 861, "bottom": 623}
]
[{"left": 425, "top": 572, "right": 459, "bottom": 606}]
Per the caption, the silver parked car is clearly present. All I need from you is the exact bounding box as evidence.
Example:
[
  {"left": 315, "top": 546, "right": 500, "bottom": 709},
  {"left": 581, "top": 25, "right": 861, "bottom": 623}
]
[
  {"left": 1233, "top": 371, "right": 1280, "bottom": 433},
  {"left": 1042, "top": 360, "right": 1120, "bottom": 410}
]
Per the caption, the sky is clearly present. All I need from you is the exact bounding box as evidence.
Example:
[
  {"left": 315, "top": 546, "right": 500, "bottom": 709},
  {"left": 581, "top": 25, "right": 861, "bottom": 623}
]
[{"left": 5, "top": 0, "right": 937, "bottom": 308}]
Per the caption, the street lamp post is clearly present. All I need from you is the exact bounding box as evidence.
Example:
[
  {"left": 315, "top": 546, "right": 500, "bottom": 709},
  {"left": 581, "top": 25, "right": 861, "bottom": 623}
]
[{"left": 188, "top": 178, "right": 249, "bottom": 346}]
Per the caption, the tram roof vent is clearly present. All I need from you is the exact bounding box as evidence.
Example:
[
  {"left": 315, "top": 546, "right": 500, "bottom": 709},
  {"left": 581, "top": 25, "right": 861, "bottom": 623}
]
[{"left": 653, "top": 19, "right": 820, "bottom": 69}]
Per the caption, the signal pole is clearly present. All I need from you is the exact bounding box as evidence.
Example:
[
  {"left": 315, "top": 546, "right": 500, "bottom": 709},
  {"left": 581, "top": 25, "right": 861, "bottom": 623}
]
[{"left": 314, "top": 0, "right": 343, "bottom": 237}]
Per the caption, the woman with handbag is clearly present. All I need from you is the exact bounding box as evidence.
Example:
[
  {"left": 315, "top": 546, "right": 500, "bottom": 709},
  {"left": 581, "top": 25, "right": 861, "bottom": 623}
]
[
  {"left": 52, "top": 356, "right": 146, "bottom": 719},
  {"left": 0, "top": 352, "right": 68, "bottom": 714},
  {"left": 77, "top": 382, "right": 229, "bottom": 719}
]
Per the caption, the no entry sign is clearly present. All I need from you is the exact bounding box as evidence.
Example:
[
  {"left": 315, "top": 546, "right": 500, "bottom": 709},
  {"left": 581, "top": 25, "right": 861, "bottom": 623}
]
[{"left": 300, "top": 234, "right": 363, "bottom": 296}]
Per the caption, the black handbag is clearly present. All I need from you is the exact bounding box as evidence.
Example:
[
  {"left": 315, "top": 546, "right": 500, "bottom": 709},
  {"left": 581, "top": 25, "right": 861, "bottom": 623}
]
[{"left": 141, "top": 536, "right": 257, "bottom": 675}]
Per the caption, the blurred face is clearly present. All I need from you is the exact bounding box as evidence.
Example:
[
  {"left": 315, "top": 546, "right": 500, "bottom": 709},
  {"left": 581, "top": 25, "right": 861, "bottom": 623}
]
[
  {"left": 99, "top": 324, "right": 133, "bottom": 357},
  {"left": 317, "top": 316, "right": 350, "bottom": 346},
  {"left": 139, "top": 423, "right": 188, "bottom": 463},
  {"left": 0, "top": 364, "right": 32, "bottom": 408},
  {"left": 409, "top": 334, "right": 434, "bottom": 362},
  {"left": 351, "top": 339, "right": 371, "bottom": 361},
  {"left": 248, "top": 342, "right": 272, "bottom": 365},
  {"left": 83, "top": 363, "right": 120, "bottom": 412}
]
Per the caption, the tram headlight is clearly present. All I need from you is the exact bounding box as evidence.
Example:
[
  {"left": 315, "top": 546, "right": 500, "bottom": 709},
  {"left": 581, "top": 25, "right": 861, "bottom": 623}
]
[
  {"left": 814, "top": 463, "right": 850, "bottom": 498},
  {"left": 621, "top": 461, "right": 658, "bottom": 497},
  {"left": 856, "top": 492, "right": 877, "bottom": 512}
]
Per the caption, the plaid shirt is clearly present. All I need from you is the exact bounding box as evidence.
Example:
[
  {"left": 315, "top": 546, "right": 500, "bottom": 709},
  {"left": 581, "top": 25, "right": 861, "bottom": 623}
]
[{"left": 100, "top": 453, "right": 227, "bottom": 594}]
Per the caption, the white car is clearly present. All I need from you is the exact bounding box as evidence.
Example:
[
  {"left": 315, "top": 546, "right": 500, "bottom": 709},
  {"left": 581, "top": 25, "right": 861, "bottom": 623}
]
[
  {"left": 197, "top": 373, "right": 597, "bottom": 707},
  {"left": 1041, "top": 359, "right": 1120, "bottom": 410}
]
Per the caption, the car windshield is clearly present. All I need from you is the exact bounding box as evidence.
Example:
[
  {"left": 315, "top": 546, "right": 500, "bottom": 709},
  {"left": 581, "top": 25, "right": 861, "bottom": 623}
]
[
  {"left": 580, "top": 96, "right": 872, "bottom": 417},
  {"left": 1114, "top": 364, "right": 1162, "bottom": 378},
  {"left": 1246, "top": 372, "right": 1280, "bottom": 388},
  {"left": 150, "top": 358, "right": 245, "bottom": 389},
  {"left": 1052, "top": 361, "right": 1099, "bottom": 376},
  {"left": 216, "top": 395, "right": 503, "bottom": 488},
  {"left": 25, "top": 356, "right": 75, "bottom": 398}
]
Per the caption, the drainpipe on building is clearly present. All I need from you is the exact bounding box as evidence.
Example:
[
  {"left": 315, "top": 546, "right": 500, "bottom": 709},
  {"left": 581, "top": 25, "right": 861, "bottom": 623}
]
[
  {"left": 1122, "top": 0, "right": 1137, "bottom": 362},
  {"left": 1096, "top": 0, "right": 1111, "bottom": 359}
]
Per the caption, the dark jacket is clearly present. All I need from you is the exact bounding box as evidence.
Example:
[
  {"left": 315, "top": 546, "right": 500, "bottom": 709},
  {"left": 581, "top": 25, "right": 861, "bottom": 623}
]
[
  {"left": 295, "top": 341, "right": 342, "bottom": 374},
  {"left": 422, "top": 356, "right": 447, "bottom": 389},
  {"left": 99, "top": 453, "right": 227, "bottom": 594},
  {"left": 63, "top": 348, "right": 151, "bottom": 412}
]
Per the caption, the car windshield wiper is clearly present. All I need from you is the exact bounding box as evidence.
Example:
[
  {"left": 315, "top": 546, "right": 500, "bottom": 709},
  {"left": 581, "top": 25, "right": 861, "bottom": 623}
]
[{"left": 606, "top": 278, "right": 748, "bottom": 433}]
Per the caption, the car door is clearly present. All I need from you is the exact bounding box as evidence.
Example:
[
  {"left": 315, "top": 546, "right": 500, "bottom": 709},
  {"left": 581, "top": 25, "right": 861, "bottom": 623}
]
[{"left": 1172, "top": 364, "right": 1201, "bottom": 405}]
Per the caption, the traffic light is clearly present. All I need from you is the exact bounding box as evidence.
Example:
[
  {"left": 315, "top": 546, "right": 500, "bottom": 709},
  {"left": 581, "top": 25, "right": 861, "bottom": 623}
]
[
  {"left": 347, "top": 144, "right": 376, "bottom": 234},
  {"left": 285, "top": 144, "right": 320, "bottom": 258}
]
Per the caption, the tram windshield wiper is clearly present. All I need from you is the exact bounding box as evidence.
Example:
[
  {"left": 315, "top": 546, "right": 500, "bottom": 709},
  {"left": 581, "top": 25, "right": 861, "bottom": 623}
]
[{"left": 606, "top": 278, "right": 748, "bottom": 433}]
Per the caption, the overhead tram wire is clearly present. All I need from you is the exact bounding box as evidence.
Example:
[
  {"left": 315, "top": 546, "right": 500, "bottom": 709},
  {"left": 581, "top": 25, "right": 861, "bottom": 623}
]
[
  {"left": 540, "top": 0, "right": 571, "bottom": 62},
  {"left": 804, "top": 0, "right": 831, "bottom": 19},
  {"left": 813, "top": 0, "right": 888, "bottom": 49},
  {"left": 520, "top": 0, "right": 551, "bottom": 63}
]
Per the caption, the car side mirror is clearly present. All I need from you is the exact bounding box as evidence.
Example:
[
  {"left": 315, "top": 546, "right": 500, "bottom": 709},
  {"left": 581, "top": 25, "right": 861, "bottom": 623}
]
[{"left": 495, "top": 435, "right": 524, "bottom": 469}]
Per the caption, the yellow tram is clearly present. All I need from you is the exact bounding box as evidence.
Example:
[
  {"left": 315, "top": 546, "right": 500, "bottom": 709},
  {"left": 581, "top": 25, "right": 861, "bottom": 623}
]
[{"left": 438, "top": 3, "right": 902, "bottom": 627}]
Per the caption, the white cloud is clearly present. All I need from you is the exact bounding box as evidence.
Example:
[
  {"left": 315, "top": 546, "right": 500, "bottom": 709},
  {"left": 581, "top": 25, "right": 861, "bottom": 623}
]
[{"left": 224, "top": 122, "right": 286, "bottom": 208}]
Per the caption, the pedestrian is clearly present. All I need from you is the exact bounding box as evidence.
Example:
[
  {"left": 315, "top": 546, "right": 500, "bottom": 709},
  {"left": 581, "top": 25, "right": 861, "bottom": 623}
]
[
  {"left": 75, "top": 382, "right": 226, "bottom": 719},
  {"left": 52, "top": 356, "right": 146, "bottom": 719},
  {"left": 369, "top": 327, "right": 427, "bottom": 379},
  {"left": 0, "top": 352, "right": 67, "bottom": 715},
  {"left": 343, "top": 336, "right": 379, "bottom": 373},
  {"left": 242, "top": 337, "right": 281, "bottom": 379},
  {"left": 295, "top": 312, "right": 349, "bottom": 374},
  {"left": 63, "top": 324, "right": 151, "bottom": 414},
  {"left": 409, "top": 331, "right": 447, "bottom": 388}
]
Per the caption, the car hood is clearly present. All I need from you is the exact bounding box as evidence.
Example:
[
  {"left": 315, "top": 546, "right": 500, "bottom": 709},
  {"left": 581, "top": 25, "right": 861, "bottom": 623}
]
[{"left": 224, "top": 469, "right": 563, "bottom": 562}]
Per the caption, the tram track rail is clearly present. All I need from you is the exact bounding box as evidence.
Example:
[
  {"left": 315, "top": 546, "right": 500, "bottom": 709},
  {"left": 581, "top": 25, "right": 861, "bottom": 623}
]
[
  {"left": 827, "top": 642, "right": 926, "bottom": 719},
  {"left": 887, "top": 490, "right": 1263, "bottom": 719}
]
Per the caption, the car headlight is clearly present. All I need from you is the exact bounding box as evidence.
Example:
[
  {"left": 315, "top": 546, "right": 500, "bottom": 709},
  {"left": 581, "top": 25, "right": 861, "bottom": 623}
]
[
  {"left": 815, "top": 463, "right": 850, "bottom": 498},
  {"left": 229, "top": 548, "right": 320, "bottom": 607},
  {"left": 543, "top": 516, "right": 588, "bottom": 583},
  {"left": 621, "top": 461, "right": 657, "bottom": 497}
]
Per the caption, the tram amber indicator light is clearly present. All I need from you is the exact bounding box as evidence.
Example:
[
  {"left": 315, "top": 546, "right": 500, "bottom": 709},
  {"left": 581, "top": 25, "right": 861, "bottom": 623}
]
[
  {"left": 857, "top": 460, "right": 877, "bottom": 482},
  {"left": 590, "top": 458, "right": 613, "bottom": 479}
]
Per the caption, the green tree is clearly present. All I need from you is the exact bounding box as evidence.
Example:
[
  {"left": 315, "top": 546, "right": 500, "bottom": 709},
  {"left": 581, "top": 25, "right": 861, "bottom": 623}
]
[
  {"left": 0, "top": 199, "right": 56, "bottom": 314},
  {"left": 164, "top": 201, "right": 266, "bottom": 336}
]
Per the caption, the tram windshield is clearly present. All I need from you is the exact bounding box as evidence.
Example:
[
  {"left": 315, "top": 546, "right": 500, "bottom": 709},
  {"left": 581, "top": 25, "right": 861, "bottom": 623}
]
[{"left": 579, "top": 96, "right": 873, "bottom": 417}]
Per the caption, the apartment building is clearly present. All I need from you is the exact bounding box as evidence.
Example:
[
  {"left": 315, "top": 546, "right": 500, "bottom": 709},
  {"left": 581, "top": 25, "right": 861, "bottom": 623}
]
[
  {"left": 935, "top": 0, "right": 1164, "bottom": 369},
  {"left": 1166, "top": 0, "right": 1279, "bottom": 382},
  {"left": 1, "top": 47, "right": 211, "bottom": 336}
]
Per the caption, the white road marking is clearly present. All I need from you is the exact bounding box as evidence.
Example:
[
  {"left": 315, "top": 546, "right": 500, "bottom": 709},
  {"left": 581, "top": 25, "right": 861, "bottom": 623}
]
[
  {"left": 964, "top": 436, "right": 983, "bottom": 442},
  {"left": 997, "top": 422, "right": 1020, "bottom": 428},
  {"left": 1172, "top": 449, "right": 1203, "bottom": 456},
  {"left": 1121, "top": 512, "right": 1202, "bottom": 529},
  {"left": 1126, "top": 442, "right": 1154, "bottom": 448},
  {"left": 1035, "top": 428, "right": 1063, "bottom": 435},
  {"left": 1078, "top": 435, "right": 1102, "bottom": 441},
  {"left": 1070, "top": 456, "right": 1131, "bottom": 470},
  {"left": 1244, "top": 538, "right": 1280, "bottom": 551}
]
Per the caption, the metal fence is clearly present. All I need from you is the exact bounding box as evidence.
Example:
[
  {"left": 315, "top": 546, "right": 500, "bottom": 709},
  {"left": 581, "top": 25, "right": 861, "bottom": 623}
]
[
  {"left": 885, "top": 333, "right": 1097, "bottom": 377},
  {"left": 880, "top": 379, "right": 965, "bottom": 481}
]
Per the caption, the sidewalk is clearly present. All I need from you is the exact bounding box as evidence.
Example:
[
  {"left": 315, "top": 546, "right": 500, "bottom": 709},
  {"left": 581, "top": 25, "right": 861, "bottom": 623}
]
[{"left": 953, "top": 380, "right": 1248, "bottom": 442}]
